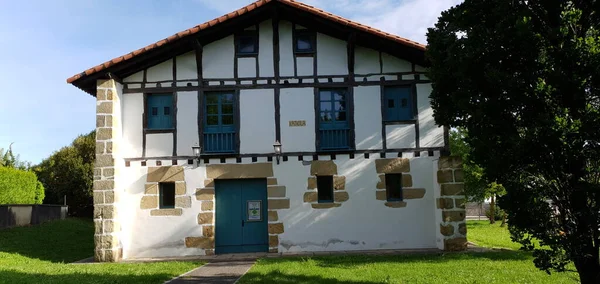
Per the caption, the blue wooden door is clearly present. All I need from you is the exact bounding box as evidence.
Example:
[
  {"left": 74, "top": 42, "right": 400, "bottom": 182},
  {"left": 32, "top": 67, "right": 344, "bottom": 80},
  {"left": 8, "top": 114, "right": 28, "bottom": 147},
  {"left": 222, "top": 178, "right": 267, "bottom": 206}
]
[{"left": 215, "top": 179, "right": 268, "bottom": 254}]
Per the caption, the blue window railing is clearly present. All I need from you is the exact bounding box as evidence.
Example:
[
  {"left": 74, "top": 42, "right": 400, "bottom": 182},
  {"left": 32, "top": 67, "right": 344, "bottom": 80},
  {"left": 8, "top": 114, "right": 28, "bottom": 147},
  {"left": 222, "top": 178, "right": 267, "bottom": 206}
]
[
  {"left": 318, "top": 89, "right": 350, "bottom": 150},
  {"left": 204, "top": 92, "right": 237, "bottom": 153}
]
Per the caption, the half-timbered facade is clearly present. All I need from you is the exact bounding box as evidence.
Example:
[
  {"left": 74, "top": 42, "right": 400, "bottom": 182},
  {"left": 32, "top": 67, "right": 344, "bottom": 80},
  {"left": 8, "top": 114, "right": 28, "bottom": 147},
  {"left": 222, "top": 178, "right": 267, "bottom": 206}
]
[{"left": 68, "top": 0, "right": 467, "bottom": 262}]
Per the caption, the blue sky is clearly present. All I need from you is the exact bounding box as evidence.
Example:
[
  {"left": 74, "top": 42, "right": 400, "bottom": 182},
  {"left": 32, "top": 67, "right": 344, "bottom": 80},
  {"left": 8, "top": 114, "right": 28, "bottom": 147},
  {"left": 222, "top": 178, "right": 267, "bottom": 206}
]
[{"left": 0, "top": 0, "right": 459, "bottom": 164}]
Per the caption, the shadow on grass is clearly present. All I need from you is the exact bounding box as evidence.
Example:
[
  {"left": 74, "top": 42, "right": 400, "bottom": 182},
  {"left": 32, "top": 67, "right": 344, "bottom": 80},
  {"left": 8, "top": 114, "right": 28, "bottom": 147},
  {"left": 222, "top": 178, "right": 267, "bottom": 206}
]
[
  {"left": 255, "top": 251, "right": 532, "bottom": 270},
  {"left": 0, "top": 218, "right": 93, "bottom": 263},
  {"left": 0, "top": 270, "right": 177, "bottom": 284},
  {"left": 241, "top": 269, "right": 379, "bottom": 284}
]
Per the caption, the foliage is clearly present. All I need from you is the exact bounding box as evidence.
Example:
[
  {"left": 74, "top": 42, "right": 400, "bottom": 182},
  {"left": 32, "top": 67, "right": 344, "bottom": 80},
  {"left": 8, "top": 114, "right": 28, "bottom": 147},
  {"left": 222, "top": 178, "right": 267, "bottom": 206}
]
[
  {"left": 427, "top": 0, "right": 600, "bottom": 282},
  {"left": 0, "top": 219, "right": 202, "bottom": 284},
  {"left": 34, "top": 131, "right": 95, "bottom": 217},
  {"left": 0, "top": 144, "right": 31, "bottom": 170},
  {"left": 0, "top": 167, "right": 44, "bottom": 204},
  {"left": 486, "top": 207, "right": 506, "bottom": 222}
]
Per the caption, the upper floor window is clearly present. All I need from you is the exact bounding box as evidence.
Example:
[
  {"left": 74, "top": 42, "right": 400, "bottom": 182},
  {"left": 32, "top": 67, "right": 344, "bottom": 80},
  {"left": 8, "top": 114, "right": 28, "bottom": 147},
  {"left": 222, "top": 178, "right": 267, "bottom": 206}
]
[
  {"left": 146, "top": 94, "right": 173, "bottom": 130},
  {"left": 204, "top": 92, "right": 237, "bottom": 153},
  {"left": 318, "top": 89, "right": 350, "bottom": 150},
  {"left": 294, "top": 30, "right": 316, "bottom": 54},
  {"left": 384, "top": 86, "right": 414, "bottom": 121},
  {"left": 235, "top": 31, "right": 258, "bottom": 56}
]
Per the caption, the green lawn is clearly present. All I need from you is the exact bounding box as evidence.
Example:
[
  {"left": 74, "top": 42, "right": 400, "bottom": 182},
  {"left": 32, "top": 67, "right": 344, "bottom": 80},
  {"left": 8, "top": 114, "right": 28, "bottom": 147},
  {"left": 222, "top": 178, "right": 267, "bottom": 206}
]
[
  {"left": 467, "top": 220, "right": 522, "bottom": 250},
  {"left": 239, "top": 220, "right": 579, "bottom": 283},
  {"left": 0, "top": 219, "right": 201, "bottom": 284}
]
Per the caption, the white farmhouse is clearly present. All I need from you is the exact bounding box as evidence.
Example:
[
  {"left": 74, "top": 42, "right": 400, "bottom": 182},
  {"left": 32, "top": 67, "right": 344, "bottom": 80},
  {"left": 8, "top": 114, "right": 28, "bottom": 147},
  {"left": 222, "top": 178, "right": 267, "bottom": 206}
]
[{"left": 67, "top": 0, "right": 466, "bottom": 262}]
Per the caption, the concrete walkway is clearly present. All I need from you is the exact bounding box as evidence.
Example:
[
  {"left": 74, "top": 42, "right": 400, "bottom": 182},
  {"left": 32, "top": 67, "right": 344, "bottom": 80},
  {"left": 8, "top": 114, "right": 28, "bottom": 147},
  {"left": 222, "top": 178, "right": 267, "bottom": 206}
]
[{"left": 166, "top": 260, "right": 255, "bottom": 284}]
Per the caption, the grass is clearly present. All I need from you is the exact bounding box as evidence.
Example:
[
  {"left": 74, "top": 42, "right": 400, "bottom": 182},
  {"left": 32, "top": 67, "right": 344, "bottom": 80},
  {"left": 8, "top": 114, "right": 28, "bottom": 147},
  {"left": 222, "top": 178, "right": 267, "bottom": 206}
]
[
  {"left": 239, "top": 220, "right": 580, "bottom": 283},
  {"left": 467, "top": 220, "right": 522, "bottom": 250},
  {"left": 0, "top": 218, "right": 201, "bottom": 284}
]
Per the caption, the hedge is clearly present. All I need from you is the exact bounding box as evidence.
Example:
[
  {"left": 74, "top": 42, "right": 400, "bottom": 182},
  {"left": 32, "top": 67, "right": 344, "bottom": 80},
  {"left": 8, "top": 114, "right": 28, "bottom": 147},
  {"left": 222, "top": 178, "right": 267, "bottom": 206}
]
[{"left": 0, "top": 167, "right": 45, "bottom": 204}]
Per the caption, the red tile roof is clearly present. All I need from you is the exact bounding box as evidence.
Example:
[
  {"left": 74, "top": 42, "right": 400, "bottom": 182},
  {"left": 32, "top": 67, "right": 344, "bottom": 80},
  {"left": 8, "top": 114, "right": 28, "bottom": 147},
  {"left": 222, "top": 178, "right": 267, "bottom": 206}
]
[{"left": 66, "top": 0, "right": 426, "bottom": 84}]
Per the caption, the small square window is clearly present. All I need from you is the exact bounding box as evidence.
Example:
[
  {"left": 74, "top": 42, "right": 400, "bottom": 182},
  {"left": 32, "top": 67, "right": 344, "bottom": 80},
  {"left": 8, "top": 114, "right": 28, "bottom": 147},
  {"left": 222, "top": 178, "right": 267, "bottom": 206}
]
[
  {"left": 159, "top": 183, "right": 175, "bottom": 209},
  {"left": 236, "top": 33, "right": 258, "bottom": 55},
  {"left": 164, "top": 106, "right": 170, "bottom": 115},
  {"left": 152, "top": 107, "right": 158, "bottom": 116},
  {"left": 316, "top": 176, "right": 333, "bottom": 203},
  {"left": 294, "top": 30, "right": 315, "bottom": 53},
  {"left": 385, "top": 174, "right": 403, "bottom": 201}
]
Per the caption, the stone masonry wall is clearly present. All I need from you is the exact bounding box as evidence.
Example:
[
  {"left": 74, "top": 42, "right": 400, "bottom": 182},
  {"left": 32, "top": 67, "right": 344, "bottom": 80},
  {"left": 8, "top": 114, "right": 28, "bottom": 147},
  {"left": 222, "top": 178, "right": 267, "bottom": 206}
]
[
  {"left": 437, "top": 156, "right": 467, "bottom": 251},
  {"left": 93, "top": 79, "right": 122, "bottom": 262}
]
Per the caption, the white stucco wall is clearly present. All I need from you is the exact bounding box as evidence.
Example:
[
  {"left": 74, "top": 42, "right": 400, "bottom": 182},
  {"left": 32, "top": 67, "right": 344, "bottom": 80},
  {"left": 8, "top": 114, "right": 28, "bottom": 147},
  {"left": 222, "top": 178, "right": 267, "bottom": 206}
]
[
  {"left": 147, "top": 60, "right": 173, "bottom": 85},
  {"left": 176, "top": 51, "right": 197, "bottom": 81},
  {"left": 238, "top": 57, "right": 257, "bottom": 78},
  {"left": 176, "top": 91, "right": 199, "bottom": 156},
  {"left": 280, "top": 87, "right": 315, "bottom": 152},
  {"left": 118, "top": 156, "right": 438, "bottom": 258},
  {"left": 123, "top": 71, "right": 143, "bottom": 88},
  {"left": 354, "top": 86, "right": 382, "bottom": 150},
  {"left": 239, "top": 89, "right": 275, "bottom": 154},
  {"left": 382, "top": 52, "right": 412, "bottom": 73},
  {"left": 258, "top": 19, "right": 274, "bottom": 77},
  {"left": 355, "top": 46, "right": 380, "bottom": 75},
  {"left": 279, "top": 21, "right": 294, "bottom": 77},
  {"left": 203, "top": 36, "right": 234, "bottom": 79},
  {"left": 121, "top": 93, "right": 143, "bottom": 158},
  {"left": 386, "top": 124, "right": 417, "bottom": 149},
  {"left": 146, "top": 133, "right": 173, "bottom": 157},
  {"left": 417, "top": 83, "right": 444, "bottom": 147},
  {"left": 317, "top": 34, "right": 347, "bottom": 75},
  {"left": 296, "top": 57, "right": 313, "bottom": 76},
  {"left": 276, "top": 156, "right": 437, "bottom": 252}
]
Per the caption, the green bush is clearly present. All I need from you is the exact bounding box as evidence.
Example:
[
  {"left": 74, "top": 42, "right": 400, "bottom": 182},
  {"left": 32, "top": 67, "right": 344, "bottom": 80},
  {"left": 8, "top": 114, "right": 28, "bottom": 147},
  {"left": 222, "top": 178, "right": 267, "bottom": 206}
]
[
  {"left": 0, "top": 167, "right": 45, "bottom": 204},
  {"left": 486, "top": 207, "right": 506, "bottom": 221}
]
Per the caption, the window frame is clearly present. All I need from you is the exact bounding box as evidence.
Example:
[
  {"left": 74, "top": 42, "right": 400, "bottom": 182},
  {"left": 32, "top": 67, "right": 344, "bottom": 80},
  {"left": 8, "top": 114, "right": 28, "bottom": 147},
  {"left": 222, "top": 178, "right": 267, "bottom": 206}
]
[
  {"left": 382, "top": 85, "right": 417, "bottom": 124},
  {"left": 234, "top": 31, "right": 259, "bottom": 57},
  {"left": 293, "top": 29, "right": 316, "bottom": 55},
  {"left": 316, "top": 176, "right": 334, "bottom": 203},
  {"left": 317, "top": 88, "right": 353, "bottom": 151},
  {"left": 385, "top": 173, "right": 403, "bottom": 202},
  {"left": 159, "top": 182, "right": 176, "bottom": 209},
  {"left": 144, "top": 93, "right": 175, "bottom": 132},
  {"left": 202, "top": 91, "right": 239, "bottom": 154}
]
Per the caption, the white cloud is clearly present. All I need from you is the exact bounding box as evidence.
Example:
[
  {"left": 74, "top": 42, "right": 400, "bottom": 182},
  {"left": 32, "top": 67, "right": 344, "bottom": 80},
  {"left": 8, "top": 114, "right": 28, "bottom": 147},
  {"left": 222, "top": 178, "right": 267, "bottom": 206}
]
[{"left": 195, "top": 0, "right": 462, "bottom": 44}]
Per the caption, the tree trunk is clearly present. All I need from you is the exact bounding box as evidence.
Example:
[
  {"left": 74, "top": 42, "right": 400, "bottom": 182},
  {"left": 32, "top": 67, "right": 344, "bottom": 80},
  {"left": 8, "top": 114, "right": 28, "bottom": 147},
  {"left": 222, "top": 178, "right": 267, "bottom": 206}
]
[
  {"left": 489, "top": 195, "right": 496, "bottom": 224},
  {"left": 574, "top": 254, "right": 600, "bottom": 284},
  {"left": 500, "top": 211, "right": 507, "bottom": 227}
]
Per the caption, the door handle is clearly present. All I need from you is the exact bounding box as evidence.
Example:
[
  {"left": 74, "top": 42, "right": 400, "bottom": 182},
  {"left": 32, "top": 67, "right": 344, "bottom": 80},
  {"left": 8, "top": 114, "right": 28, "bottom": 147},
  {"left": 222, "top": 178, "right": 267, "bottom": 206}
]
[{"left": 242, "top": 219, "right": 245, "bottom": 227}]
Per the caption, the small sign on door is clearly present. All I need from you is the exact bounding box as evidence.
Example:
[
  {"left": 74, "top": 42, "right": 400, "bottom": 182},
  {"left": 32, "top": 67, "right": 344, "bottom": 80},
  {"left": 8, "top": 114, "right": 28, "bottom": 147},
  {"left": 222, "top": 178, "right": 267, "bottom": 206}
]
[{"left": 247, "top": 200, "right": 262, "bottom": 222}]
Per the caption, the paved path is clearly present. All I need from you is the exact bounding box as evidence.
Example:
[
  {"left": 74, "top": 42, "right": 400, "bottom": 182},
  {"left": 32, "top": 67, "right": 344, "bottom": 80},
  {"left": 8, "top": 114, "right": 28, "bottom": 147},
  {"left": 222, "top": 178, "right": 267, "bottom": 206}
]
[{"left": 166, "top": 260, "right": 255, "bottom": 284}]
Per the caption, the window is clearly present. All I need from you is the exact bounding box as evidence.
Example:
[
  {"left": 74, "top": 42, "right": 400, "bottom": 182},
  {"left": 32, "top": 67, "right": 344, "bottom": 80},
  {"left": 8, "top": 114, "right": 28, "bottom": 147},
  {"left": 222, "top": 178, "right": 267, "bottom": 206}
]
[
  {"left": 235, "top": 32, "right": 258, "bottom": 55},
  {"left": 159, "top": 183, "right": 175, "bottom": 209},
  {"left": 384, "top": 86, "right": 414, "bottom": 121},
  {"left": 204, "top": 92, "right": 237, "bottom": 153},
  {"left": 318, "top": 89, "right": 350, "bottom": 150},
  {"left": 294, "top": 30, "right": 315, "bottom": 54},
  {"left": 147, "top": 94, "right": 173, "bottom": 130},
  {"left": 385, "top": 174, "right": 403, "bottom": 201},
  {"left": 316, "top": 176, "right": 334, "bottom": 203}
]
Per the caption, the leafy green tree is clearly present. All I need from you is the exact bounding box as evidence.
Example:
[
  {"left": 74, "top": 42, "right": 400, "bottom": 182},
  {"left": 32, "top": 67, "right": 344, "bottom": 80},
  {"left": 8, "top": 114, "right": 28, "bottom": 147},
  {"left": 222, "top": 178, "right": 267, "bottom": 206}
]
[
  {"left": 0, "top": 143, "right": 31, "bottom": 170},
  {"left": 427, "top": 0, "right": 600, "bottom": 282},
  {"left": 450, "top": 128, "right": 506, "bottom": 224},
  {"left": 34, "top": 131, "right": 95, "bottom": 217}
]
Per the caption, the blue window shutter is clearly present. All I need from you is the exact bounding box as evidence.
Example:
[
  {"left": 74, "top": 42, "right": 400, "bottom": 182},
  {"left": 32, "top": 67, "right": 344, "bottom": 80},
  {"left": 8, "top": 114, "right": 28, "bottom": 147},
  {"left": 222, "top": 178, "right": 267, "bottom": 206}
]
[
  {"left": 204, "top": 92, "right": 237, "bottom": 153},
  {"left": 147, "top": 94, "right": 173, "bottom": 129},
  {"left": 384, "top": 87, "right": 413, "bottom": 121}
]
